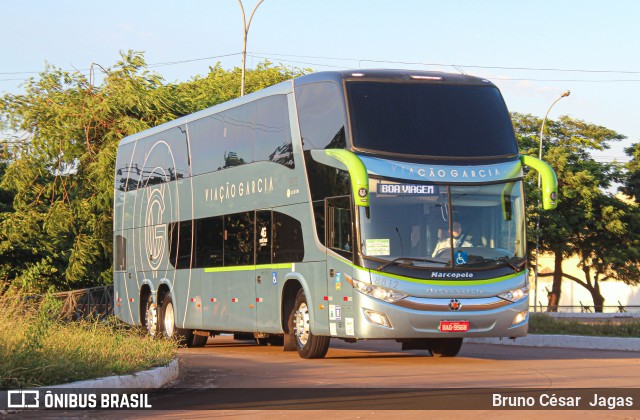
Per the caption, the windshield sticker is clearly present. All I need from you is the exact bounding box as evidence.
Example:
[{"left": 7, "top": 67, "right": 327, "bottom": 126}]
[
  {"left": 365, "top": 239, "right": 390, "bottom": 256},
  {"left": 455, "top": 251, "right": 469, "bottom": 266},
  {"left": 377, "top": 183, "right": 438, "bottom": 196}
]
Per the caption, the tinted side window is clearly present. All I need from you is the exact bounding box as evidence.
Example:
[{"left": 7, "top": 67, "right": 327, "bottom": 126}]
[
  {"left": 255, "top": 95, "right": 294, "bottom": 168},
  {"left": 188, "top": 115, "right": 225, "bottom": 175},
  {"left": 224, "top": 212, "right": 255, "bottom": 266},
  {"left": 304, "top": 157, "right": 351, "bottom": 245},
  {"left": 164, "top": 125, "right": 190, "bottom": 181},
  {"left": 327, "top": 196, "right": 353, "bottom": 259},
  {"left": 221, "top": 104, "right": 256, "bottom": 169},
  {"left": 115, "top": 142, "right": 135, "bottom": 192},
  {"left": 130, "top": 126, "right": 190, "bottom": 189},
  {"left": 295, "top": 82, "right": 346, "bottom": 150},
  {"left": 128, "top": 140, "right": 145, "bottom": 191},
  {"left": 169, "top": 220, "right": 193, "bottom": 270},
  {"left": 114, "top": 235, "right": 126, "bottom": 271},
  {"left": 194, "top": 216, "right": 223, "bottom": 268},
  {"left": 273, "top": 212, "right": 304, "bottom": 263}
]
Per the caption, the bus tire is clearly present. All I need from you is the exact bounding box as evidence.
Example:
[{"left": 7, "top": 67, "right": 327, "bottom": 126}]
[
  {"left": 428, "top": 338, "right": 463, "bottom": 357},
  {"left": 160, "top": 292, "right": 190, "bottom": 346},
  {"left": 144, "top": 293, "right": 159, "bottom": 338},
  {"left": 190, "top": 333, "right": 208, "bottom": 348},
  {"left": 290, "top": 289, "right": 330, "bottom": 359}
]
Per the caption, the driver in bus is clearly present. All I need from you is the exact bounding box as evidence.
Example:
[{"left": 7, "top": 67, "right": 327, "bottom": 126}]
[{"left": 432, "top": 221, "right": 472, "bottom": 257}]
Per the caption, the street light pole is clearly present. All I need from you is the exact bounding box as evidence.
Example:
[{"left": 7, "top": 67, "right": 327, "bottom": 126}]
[
  {"left": 534, "top": 90, "right": 570, "bottom": 312},
  {"left": 237, "top": 0, "right": 265, "bottom": 97}
]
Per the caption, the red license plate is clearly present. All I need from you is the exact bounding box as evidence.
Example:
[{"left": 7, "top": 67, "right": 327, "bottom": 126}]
[{"left": 439, "top": 320, "right": 469, "bottom": 332}]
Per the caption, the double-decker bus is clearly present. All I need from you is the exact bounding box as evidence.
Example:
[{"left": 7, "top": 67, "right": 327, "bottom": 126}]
[{"left": 113, "top": 69, "right": 557, "bottom": 358}]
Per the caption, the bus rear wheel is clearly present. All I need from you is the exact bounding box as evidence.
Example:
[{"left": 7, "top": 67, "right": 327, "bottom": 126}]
[
  {"left": 144, "top": 293, "right": 159, "bottom": 338},
  {"left": 160, "top": 292, "right": 190, "bottom": 345},
  {"left": 160, "top": 292, "right": 209, "bottom": 347},
  {"left": 289, "top": 289, "right": 330, "bottom": 359},
  {"left": 428, "top": 338, "right": 463, "bottom": 357}
]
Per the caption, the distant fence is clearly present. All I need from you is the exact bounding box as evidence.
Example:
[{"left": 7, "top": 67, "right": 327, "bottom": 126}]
[
  {"left": 53, "top": 286, "right": 114, "bottom": 321},
  {"left": 530, "top": 303, "right": 640, "bottom": 314}
]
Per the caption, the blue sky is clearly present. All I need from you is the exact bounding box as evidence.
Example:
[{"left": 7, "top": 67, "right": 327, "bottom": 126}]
[{"left": 1, "top": 0, "right": 638, "bottom": 161}]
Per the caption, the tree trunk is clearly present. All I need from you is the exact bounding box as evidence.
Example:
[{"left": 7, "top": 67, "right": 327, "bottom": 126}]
[
  {"left": 592, "top": 292, "right": 605, "bottom": 313},
  {"left": 581, "top": 266, "right": 605, "bottom": 313},
  {"left": 546, "top": 250, "right": 563, "bottom": 312}
]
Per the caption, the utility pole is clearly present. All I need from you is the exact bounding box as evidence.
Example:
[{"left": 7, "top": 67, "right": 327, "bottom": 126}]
[
  {"left": 534, "top": 90, "right": 570, "bottom": 312},
  {"left": 237, "top": 0, "right": 265, "bottom": 97}
]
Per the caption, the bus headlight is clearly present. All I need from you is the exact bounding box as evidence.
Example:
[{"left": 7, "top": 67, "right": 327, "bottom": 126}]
[
  {"left": 498, "top": 287, "right": 529, "bottom": 303},
  {"left": 346, "top": 276, "right": 408, "bottom": 303}
]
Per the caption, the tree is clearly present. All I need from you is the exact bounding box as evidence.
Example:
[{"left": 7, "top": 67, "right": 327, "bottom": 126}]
[
  {"left": 622, "top": 142, "right": 640, "bottom": 203},
  {"left": 513, "top": 113, "right": 639, "bottom": 311},
  {"left": 0, "top": 51, "right": 307, "bottom": 293}
]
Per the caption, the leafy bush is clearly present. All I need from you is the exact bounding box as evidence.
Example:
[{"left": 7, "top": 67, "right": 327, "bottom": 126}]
[
  {"left": 0, "top": 292, "right": 177, "bottom": 389},
  {"left": 529, "top": 313, "right": 640, "bottom": 338}
]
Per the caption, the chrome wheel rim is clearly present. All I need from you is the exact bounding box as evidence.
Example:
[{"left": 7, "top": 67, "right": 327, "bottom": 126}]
[
  {"left": 146, "top": 302, "right": 157, "bottom": 337},
  {"left": 294, "top": 302, "right": 310, "bottom": 346},
  {"left": 164, "top": 301, "right": 175, "bottom": 338}
]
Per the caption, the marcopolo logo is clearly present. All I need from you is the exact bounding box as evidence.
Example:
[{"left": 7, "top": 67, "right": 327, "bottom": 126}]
[{"left": 430, "top": 271, "right": 474, "bottom": 279}]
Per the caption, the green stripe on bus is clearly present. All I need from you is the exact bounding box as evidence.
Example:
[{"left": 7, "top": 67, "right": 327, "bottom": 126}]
[
  {"left": 204, "top": 263, "right": 293, "bottom": 273},
  {"left": 353, "top": 264, "right": 525, "bottom": 286}
]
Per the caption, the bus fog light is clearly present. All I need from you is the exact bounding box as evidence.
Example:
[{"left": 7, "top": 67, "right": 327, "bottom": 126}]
[
  {"left": 513, "top": 311, "right": 528, "bottom": 326},
  {"left": 364, "top": 309, "right": 392, "bottom": 328}
]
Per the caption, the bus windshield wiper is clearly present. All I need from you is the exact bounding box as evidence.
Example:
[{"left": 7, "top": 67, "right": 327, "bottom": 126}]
[
  {"left": 457, "top": 256, "right": 523, "bottom": 271},
  {"left": 377, "top": 257, "right": 447, "bottom": 272}
]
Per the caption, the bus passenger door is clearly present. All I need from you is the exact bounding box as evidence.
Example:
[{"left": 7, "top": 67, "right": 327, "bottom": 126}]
[
  {"left": 255, "top": 210, "right": 280, "bottom": 333},
  {"left": 325, "top": 196, "right": 355, "bottom": 338}
]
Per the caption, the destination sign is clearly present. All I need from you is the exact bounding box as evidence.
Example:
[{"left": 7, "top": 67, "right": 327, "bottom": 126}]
[{"left": 377, "top": 183, "right": 438, "bottom": 195}]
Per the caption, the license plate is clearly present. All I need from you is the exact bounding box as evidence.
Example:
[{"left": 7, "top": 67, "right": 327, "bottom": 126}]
[{"left": 439, "top": 320, "right": 469, "bottom": 332}]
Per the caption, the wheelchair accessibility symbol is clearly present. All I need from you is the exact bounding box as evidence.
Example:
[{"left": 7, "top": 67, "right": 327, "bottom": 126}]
[{"left": 455, "top": 251, "right": 468, "bottom": 266}]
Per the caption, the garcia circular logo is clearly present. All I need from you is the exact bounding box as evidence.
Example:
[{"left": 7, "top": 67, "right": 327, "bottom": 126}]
[{"left": 145, "top": 186, "right": 166, "bottom": 271}]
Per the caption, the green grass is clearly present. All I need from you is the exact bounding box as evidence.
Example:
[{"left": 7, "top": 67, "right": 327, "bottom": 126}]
[
  {"left": 529, "top": 313, "right": 640, "bottom": 338},
  {"left": 0, "top": 292, "right": 177, "bottom": 389}
]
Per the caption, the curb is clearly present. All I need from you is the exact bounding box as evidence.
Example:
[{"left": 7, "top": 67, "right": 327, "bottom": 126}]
[
  {"left": 1, "top": 358, "right": 179, "bottom": 413},
  {"left": 52, "top": 357, "right": 180, "bottom": 390},
  {"left": 467, "top": 335, "right": 640, "bottom": 352}
]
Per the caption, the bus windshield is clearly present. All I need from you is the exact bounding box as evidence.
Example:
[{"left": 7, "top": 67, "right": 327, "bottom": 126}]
[
  {"left": 346, "top": 81, "right": 518, "bottom": 158},
  {"left": 358, "top": 179, "right": 526, "bottom": 271}
]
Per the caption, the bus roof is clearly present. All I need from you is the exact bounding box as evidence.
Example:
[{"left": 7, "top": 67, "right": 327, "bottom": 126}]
[
  {"left": 118, "top": 69, "right": 496, "bottom": 147},
  {"left": 293, "top": 69, "right": 495, "bottom": 88}
]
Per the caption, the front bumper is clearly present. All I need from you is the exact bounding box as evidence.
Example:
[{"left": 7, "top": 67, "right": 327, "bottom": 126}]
[{"left": 351, "top": 292, "right": 529, "bottom": 339}]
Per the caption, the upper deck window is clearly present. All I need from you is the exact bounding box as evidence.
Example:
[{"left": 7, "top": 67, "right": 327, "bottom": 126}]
[{"left": 346, "top": 82, "right": 517, "bottom": 159}]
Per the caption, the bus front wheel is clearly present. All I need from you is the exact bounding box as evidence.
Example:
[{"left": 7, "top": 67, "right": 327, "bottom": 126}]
[
  {"left": 428, "top": 338, "right": 463, "bottom": 357},
  {"left": 289, "top": 289, "right": 330, "bottom": 359}
]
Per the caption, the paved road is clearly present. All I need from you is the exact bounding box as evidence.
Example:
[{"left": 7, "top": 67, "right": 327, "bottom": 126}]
[
  {"left": 11, "top": 335, "right": 640, "bottom": 419},
  {"left": 171, "top": 335, "right": 640, "bottom": 389}
]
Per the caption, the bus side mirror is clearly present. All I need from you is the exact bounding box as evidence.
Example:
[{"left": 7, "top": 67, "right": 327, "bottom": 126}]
[
  {"left": 310, "top": 149, "right": 369, "bottom": 207},
  {"left": 520, "top": 155, "right": 558, "bottom": 210}
]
